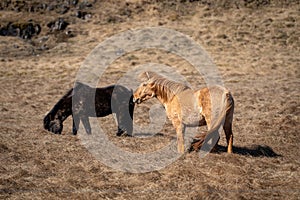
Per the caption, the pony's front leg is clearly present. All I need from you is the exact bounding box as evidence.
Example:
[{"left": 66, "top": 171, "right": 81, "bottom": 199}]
[
  {"left": 172, "top": 119, "right": 185, "bottom": 154},
  {"left": 177, "top": 123, "right": 185, "bottom": 154},
  {"left": 81, "top": 116, "right": 91, "bottom": 134},
  {"left": 72, "top": 114, "right": 80, "bottom": 135}
]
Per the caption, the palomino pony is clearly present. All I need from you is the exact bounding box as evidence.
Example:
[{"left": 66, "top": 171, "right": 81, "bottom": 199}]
[
  {"left": 133, "top": 71, "right": 234, "bottom": 154},
  {"left": 44, "top": 82, "right": 134, "bottom": 136}
]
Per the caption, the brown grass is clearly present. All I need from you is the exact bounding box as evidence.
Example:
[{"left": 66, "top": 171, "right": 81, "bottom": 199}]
[{"left": 0, "top": 0, "right": 299, "bottom": 199}]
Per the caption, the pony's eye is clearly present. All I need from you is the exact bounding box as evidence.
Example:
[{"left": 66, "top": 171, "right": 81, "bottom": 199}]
[{"left": 142, "top": 83, "right": 147, "bottom": 87}]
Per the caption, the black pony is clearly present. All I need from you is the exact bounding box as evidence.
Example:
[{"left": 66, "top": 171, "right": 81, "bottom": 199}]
[{"left": 43, "top": 82, "right": 134, "bottom": 136}]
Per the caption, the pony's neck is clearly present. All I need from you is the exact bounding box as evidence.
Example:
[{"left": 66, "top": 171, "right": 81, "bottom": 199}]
[
  {"left": 148, "top": 76, "right": 191, "bottom": 107},
  {"left": 50, "top": 88, "right": 73, "bottom": 122},
  {"left": 153, "top": 84, "right": 173, "bottom": 105}
]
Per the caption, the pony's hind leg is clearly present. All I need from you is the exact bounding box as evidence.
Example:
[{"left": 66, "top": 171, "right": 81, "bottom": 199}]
[
  {"left": 115, "top": 111, "right": 126, "bottom": 136},
  {"left": 224, "top": 122, "right": 233, "bottom": 153},
  {"left": 115, "top": 104, "right": 134, "bottom": 137},
  {"left": 224, "top": 97, "right": 234, "bottom": 153}
]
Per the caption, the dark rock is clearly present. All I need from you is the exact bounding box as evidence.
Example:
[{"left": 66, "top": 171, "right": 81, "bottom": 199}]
[
  {"left": 72, "top": 0, "right": 79, "bottom": 6},
  {"left": 0, "top": 21, "right": 41, "bottom": 39},
  {"left": 47, "top": 18, "right": 69, "bottom": 32},
  {"left": 76, "top": 10, "right": 92, "bottom": 19}
]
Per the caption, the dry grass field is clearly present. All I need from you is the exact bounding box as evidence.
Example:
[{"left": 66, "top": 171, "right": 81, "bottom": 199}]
[{"left": 0, "top": 0, "right": 299, "bottom": 199}]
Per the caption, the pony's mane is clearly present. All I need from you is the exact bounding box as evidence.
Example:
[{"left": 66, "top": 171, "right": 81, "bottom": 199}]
[
  {"left": 46, "top": 87, "right": 73, "bottom": 118},
  {"left": 140, "top": 71, "right": 191, "bottom": 101}
]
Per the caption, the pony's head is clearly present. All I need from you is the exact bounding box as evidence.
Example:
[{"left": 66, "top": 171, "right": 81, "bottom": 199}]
[
  {"left": 43, "top": 88, "right": 73, "bottom": 134},
  {"left": 133, "top": 71, "right": 157, "bottom": 104},
  {"left": 133, "top": 81, "right": 156, "bottom": 104},
  {"left": 43, "top": 114, "right": 63, "bottom": 134}
]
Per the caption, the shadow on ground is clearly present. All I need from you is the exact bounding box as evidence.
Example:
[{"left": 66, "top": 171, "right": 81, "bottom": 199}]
[{"left": 215, "top": 145, "right": 281, "bottom": 157}]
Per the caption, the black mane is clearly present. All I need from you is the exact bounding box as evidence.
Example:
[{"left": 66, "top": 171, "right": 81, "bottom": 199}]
[{"left": 43, "top": 82, "right": 134, "bottom": 135}]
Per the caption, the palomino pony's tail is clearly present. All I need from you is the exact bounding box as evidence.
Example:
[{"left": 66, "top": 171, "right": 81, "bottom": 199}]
[{"left": 189, "top": 90, "right": 233, "bottom": 154}]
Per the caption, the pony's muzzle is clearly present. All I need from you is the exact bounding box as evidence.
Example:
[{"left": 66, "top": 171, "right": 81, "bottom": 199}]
[{"left": 133, "top": 97, "right": 141, "bottom": 104}]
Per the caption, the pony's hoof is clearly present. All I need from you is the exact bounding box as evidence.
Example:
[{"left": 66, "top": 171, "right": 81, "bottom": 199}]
[
  {"left": 116, "top": 129, "right": 125, "bottom": 136},
  {"left": 188, "top": 145, "right": 195, "bottom": 153}
]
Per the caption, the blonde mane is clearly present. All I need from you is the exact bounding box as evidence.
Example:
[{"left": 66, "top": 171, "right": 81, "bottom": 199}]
[
  {"left": 134, "top": 71, "right": 234, "bottom": 154},
  {"left": 140, "top": 71, "right": 191, "bottom": 102}
]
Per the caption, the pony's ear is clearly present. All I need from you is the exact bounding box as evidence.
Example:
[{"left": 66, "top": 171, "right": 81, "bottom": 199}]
[
  {"left": 138, "top": 71, "right": 151, "bottom": 81},
  {"left": 139, "top": 71, "right": 157, "bottom": 81},
  {"left": 146, "top": 72, "right": 151, "bottom": 79}
]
